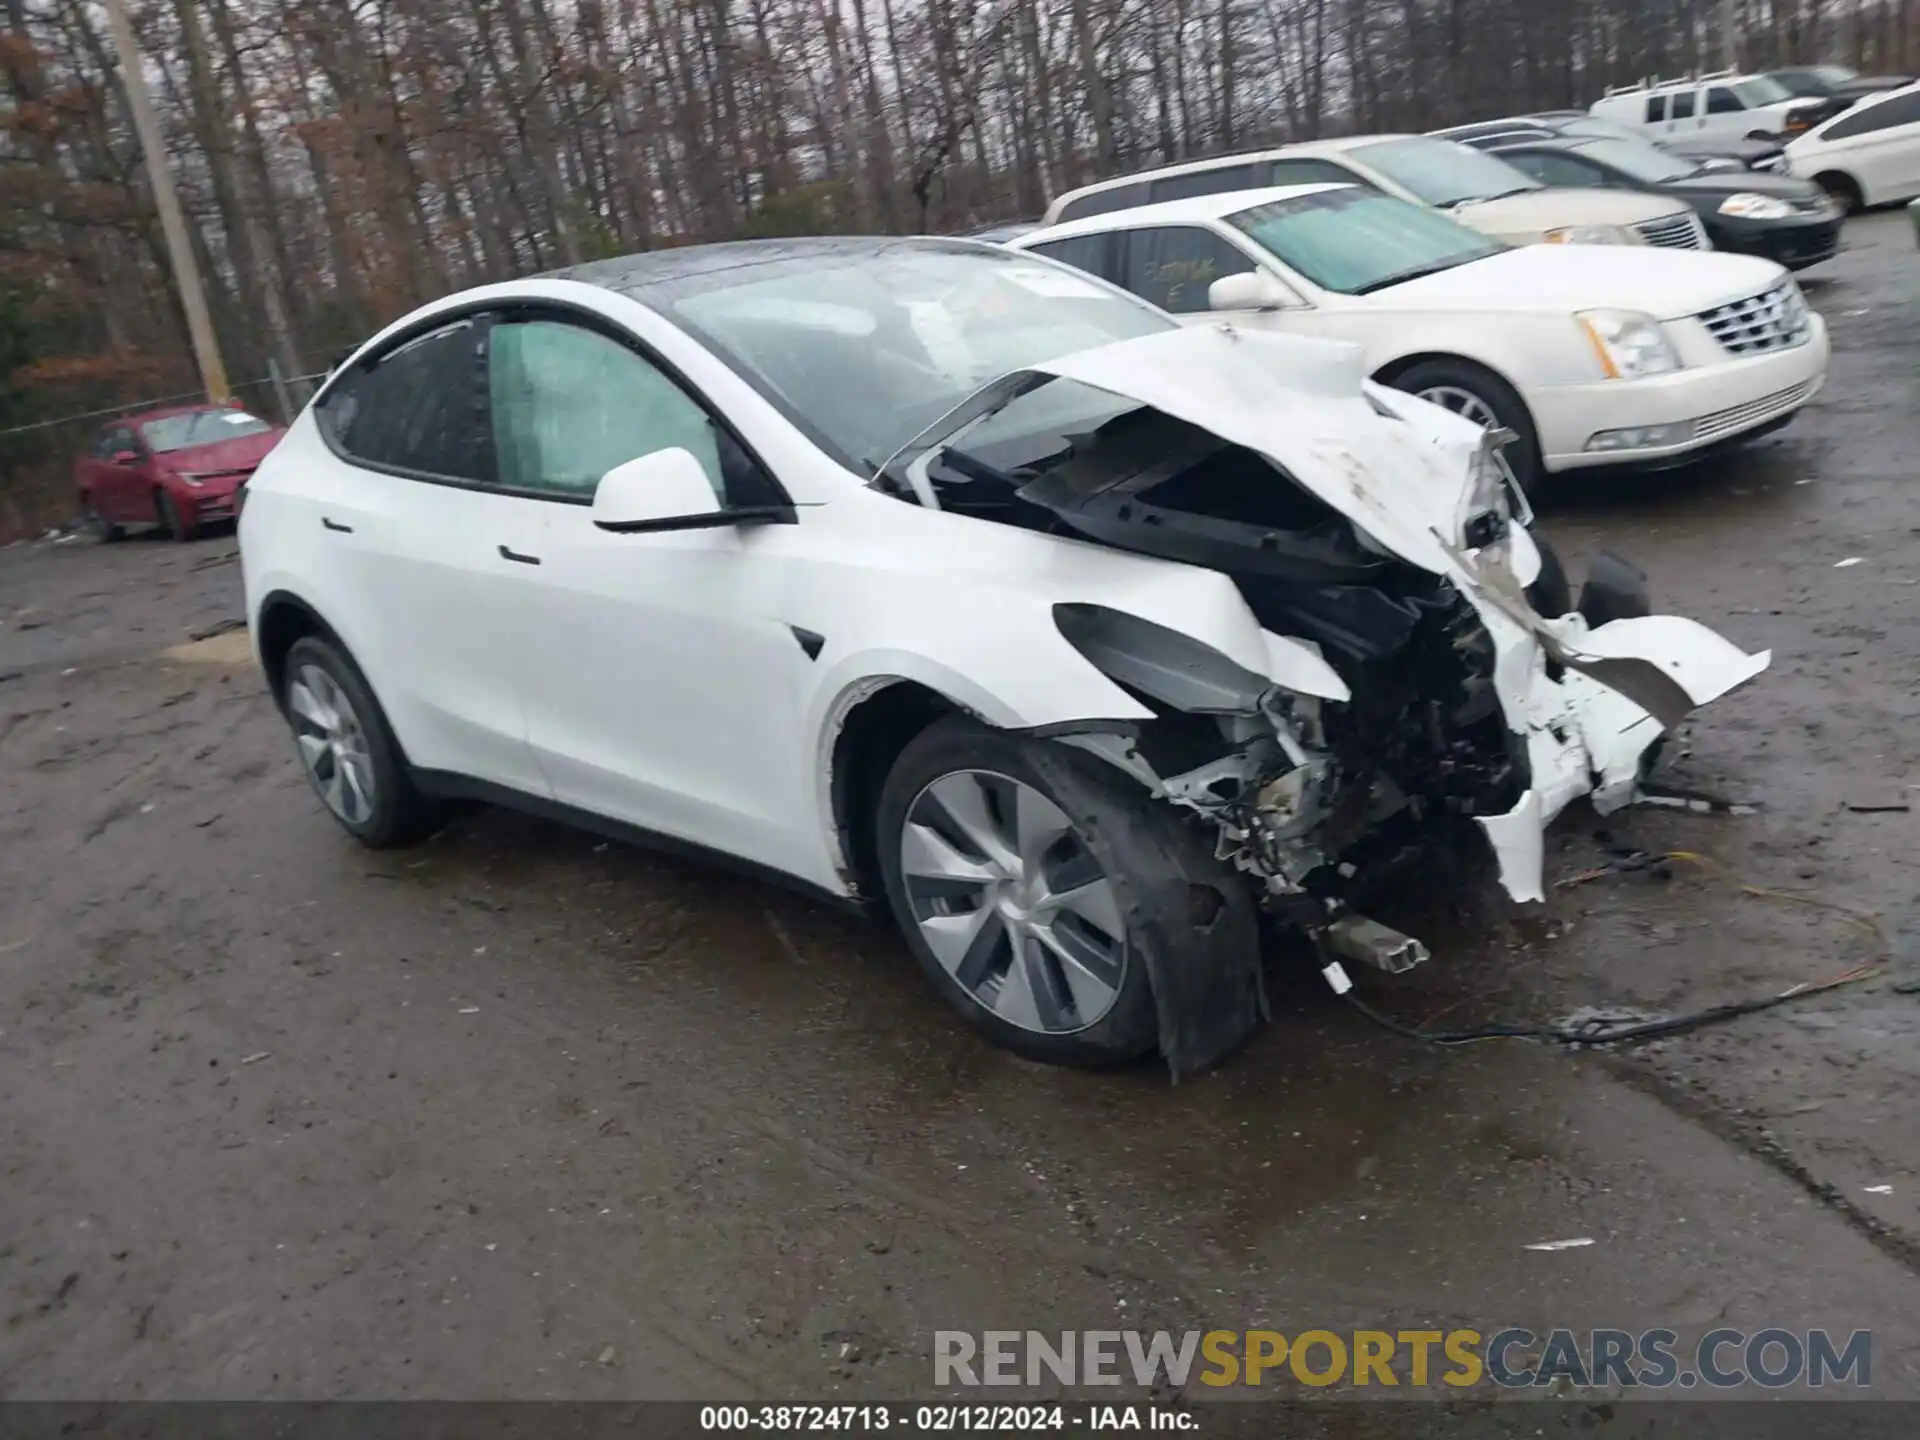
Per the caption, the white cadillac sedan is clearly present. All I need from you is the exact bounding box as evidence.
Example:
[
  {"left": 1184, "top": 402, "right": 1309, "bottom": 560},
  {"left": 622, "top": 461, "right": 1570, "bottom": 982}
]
[
  {"left": 1013, "top": 185, "right": 1830, "bottom": 491},
  {"left": 241, "top": 238, "right": 1768, "bottom": 1074}
]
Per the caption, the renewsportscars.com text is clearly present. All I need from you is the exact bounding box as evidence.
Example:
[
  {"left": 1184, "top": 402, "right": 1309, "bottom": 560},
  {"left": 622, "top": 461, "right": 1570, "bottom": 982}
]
[{"left": 934, "top": 1328, "right": 1871, "bottom": 1390}]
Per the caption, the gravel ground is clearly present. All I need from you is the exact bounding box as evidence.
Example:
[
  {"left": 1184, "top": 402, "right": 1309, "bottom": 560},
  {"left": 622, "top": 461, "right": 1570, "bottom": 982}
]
[{"left": 2, "top": 213, "right": 1918, "bottom": 1410}]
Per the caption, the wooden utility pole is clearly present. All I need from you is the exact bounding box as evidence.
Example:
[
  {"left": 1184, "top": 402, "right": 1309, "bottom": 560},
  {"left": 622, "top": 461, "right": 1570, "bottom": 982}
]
[{"left": 102, "top": 0, "right": 230, "bottom": 403}]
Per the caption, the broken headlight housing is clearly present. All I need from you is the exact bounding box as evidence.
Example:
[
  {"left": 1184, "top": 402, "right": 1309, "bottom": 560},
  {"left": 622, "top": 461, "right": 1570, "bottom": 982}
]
[{"left": 1463, "top": 425, "right": 1524, "bottom": 550}]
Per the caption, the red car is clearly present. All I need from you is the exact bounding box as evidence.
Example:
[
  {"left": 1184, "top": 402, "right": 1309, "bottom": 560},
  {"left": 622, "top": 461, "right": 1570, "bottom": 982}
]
[{"left": 75, "top": 403, "right": 285, "bottom": 541}]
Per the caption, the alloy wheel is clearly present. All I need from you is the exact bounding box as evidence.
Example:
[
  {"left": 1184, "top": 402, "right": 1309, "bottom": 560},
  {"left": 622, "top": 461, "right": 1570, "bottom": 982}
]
[
  {"left": 288, "top": 663, "right": 377, "bottom": 826},
  {"left": 898, "top": 769, "right": 1127, "bottom": 1035}
]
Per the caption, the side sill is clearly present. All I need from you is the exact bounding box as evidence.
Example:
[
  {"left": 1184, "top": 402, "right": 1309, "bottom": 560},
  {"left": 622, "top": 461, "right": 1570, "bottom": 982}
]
[{"left": 408, "top": 768, "right": 875, "bottom": 918}]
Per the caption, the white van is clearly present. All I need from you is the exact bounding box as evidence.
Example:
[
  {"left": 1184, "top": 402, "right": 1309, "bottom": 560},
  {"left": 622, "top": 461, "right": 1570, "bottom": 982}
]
[{"left": 1591, "top": 71, "right": 1823, "bottom": 143}]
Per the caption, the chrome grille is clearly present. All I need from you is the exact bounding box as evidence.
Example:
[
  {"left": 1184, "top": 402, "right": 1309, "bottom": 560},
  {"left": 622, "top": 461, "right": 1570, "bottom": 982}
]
[
  {"left": 1697, "top": 281, "right": 1813, "bottom": 356},
  {"left": 1692, "top": 379, "right": 1817, "bottom": 440},
  {"left": 1635, "top": 210, "right": 1707, "bottom": 249}
]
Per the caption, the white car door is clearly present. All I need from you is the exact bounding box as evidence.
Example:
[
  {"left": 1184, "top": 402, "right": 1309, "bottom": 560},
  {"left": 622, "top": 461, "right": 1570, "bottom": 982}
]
[
  {"left": 478, "top": 312, "right": 824, "bottom": 879},
  {"left": 305, "top": 319, "right": 551, "bottom": 796}
]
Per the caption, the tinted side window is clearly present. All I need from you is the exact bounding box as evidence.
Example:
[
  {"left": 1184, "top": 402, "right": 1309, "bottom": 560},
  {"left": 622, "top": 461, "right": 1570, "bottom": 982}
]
[
  {"left": 1827, "top": 92, "right": 1920, "bottom": 137},
  {"left": 1644, "top": 97, "right": 1666, "bottom": 123},
  {"left": 1706, "top": 86, "right": 1742, "bottom": 114},
  {"left": 322, "top": 321, "right": 489, "bottom": 481},
  {"left": 1055, "top": 182, "right": 1151, "bottom": 222},
  {"left": 1024, "top": 234, "right": 1114, "bottom": 281},
  {"left": 488, "top": 319, "right": 724, "bottom": 501},
  {"left": 1670, "top": 90, "right": 1697, "bottom": 119},
  {"left": 1119, "top": 226, "right": 1256, "bottom": 314},
  {"left": 1507, "top": 151, "right": 1608, "bottom": 186},
  {"left": 1268, "top": 157, "right": 1374, "bottom": 189},
  {"left": 1150, "top": 164, "right": 1261, "bottom": 202}
]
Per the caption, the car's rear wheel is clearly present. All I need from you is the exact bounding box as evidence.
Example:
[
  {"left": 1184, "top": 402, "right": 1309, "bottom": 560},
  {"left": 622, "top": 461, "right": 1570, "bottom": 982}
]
[
  {"left": 877, "top": 717, "right": 1210, "bottom": 1068},
  {"left": 81, "top": 494, "right": 122, "bottom": 543},
  {"left": 156, "top": 489, "right": 196, "bottom": 542},
  {"left": 282, "top": 635, "right": 440, "bottom": 848},
  {"left": 1390, "top": 359, "right": 1543, "bottom": 496}
]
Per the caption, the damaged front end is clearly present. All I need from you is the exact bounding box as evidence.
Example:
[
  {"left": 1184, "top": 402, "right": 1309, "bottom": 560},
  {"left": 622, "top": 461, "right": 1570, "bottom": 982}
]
[{"left": 878, "top": 324, "right": 1770, "bottom": 962}]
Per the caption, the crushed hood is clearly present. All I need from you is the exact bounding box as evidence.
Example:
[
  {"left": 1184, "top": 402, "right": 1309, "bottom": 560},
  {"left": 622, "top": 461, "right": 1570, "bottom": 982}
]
[{"left": 885, "top": 324, "right": 1492, "bottom": 571}]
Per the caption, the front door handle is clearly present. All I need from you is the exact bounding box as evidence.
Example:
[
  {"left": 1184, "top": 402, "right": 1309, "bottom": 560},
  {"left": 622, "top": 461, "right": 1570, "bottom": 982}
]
[
  {"left": 321, "top": 516, "right": 353, "bottom": 533},
  {"left": 498, "top": 544, "right": 542, "bottom": 566}
]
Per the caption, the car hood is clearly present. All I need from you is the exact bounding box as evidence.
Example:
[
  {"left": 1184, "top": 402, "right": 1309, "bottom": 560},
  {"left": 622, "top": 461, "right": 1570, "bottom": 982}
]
[
  {"left": 1378, "top": 243, "right": 1786, "bottom": 319},
  {"left": 1664, "top": 169, "right": 1831, "bottom": 204},
  {"left": 885, "top": 325, "right": 1495, "bottom": 570},
  {"left": 1452, "top": 186, "right": 1682, "bottom": 234},
  {"left": 157, "top": 430, "right": 284, "bottom": 476}
]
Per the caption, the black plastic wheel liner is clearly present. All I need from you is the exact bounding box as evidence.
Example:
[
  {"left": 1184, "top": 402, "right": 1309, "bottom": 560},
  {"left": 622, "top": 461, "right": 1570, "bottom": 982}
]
[{"left": 1027, "top": 741, "right": 1267, "bottom": 1078}]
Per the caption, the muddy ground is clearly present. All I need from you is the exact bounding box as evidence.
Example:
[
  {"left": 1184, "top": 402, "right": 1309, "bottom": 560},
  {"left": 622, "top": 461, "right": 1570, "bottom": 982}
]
[{"left": 2, "top": 214, "right": 1919, "bottom": 1411}]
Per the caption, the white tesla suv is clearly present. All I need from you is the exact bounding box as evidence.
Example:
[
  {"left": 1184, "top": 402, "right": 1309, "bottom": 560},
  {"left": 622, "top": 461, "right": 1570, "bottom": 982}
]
[{"left": 241, "top": 238, "right": 1769, "bottom": 1074}]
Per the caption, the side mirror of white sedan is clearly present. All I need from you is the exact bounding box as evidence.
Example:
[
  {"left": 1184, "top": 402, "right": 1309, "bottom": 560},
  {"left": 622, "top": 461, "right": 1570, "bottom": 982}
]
[{"left": 1209, "top": 271, "right": 1297, "bottom": 313}]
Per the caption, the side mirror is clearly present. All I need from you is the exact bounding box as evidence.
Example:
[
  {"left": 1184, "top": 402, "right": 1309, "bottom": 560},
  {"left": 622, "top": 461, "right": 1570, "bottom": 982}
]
[
  {"left": 591, "top": 447, "right": 793, "bottom": 534},
  {"left": 113, "top": 450, "right": 140, "bottom": 465},
  {"left": 1209, "top": 271, "right": 1297, "bottom": 313}
]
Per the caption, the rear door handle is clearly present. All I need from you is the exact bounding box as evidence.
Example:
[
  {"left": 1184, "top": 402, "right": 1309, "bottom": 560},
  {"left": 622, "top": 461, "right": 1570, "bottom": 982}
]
[
  {"left": 498, "top": 544, "right": 542, "bottom": 566},
  {"left": 321, "top": 516, "right": 353, "bottom": 533}
]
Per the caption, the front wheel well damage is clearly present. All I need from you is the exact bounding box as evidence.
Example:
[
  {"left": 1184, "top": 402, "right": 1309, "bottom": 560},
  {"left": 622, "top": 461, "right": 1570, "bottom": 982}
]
[{"left": 829, "top": 680, "right": 963, "bottom": 903}]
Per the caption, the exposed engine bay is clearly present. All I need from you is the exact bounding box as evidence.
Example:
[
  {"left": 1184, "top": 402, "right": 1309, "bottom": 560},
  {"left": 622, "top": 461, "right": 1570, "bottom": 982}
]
[{"left": 874, "top": 324, "right": 1771, "bottom": 957}]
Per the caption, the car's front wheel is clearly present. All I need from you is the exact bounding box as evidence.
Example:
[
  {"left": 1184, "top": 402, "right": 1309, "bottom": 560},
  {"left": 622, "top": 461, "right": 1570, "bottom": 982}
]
[
  {"left": 156, "top": 489, "right": 197, "bottom": 542},
  {"left": 875, "top": 717, "right": 1266, "bottom": 1069},
  {"left": 281, "top": 635, "right": 441, "bottom": 848}
]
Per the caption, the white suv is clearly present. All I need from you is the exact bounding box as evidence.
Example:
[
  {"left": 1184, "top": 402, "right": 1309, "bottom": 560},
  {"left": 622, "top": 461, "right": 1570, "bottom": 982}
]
[{"left": 1591, "top": 71, "right": 1824, "bottom": 143}]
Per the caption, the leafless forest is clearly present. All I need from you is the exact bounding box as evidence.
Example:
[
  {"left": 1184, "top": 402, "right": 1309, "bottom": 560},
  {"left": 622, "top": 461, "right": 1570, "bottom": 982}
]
[{"left": 0, "top": 0, "right": 1914, "bottom": 533}]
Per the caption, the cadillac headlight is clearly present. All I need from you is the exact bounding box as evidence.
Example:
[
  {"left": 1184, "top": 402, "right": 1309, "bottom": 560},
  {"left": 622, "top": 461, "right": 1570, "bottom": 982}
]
[
  {"left": 1544, "top": 224, "right": 1640, "bottom": 245},
  {"left": 1719, "top": 193, "right": 1794, "bottom": 219},
  {"left": 1578, "top": 309, "right": 1681, "bottom": 379}
]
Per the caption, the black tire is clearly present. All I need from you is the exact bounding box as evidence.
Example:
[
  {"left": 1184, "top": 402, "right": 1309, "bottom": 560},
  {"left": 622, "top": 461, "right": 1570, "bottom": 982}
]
[
  {"left": 281, "top": 635, "right": 441, "bottom": 848},
  {"left": 1525, "top": 528, "right": 1573, "bottom": 618},
  {"left": 1388, "top": 358, "right": 1543, "bottom": 495},
  {"left": 875, "top": 717, "right": 1256, "bottom": 1069},
  {"left": 156, "top": 489, "right": 196, "bottom": 542},
  {"left": 82, "top": 494, "right": 123, "bottom": 543},
  {"left": 1815, "top": 171, "right": 1862, "bottom": 214}
]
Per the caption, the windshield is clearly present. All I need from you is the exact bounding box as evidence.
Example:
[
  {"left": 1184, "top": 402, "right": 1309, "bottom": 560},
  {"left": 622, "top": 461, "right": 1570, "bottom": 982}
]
[
  {"left": 1345, "top": 136, "right": 1542, "bottom": 207},
  {"left": 1736, "top": 76, "right": 1793, "bottom": 106},
  {"left": 1225, "top": 188, "right": 1507, "bottom": 296},
  {"left": 1814, "top": 65, "right": 1859, "bottom": 85},
  {"left": 667, "top": 246, "right": 1169, "bottom": 472},
  {"left": 1573, "top": 136, "right": 1700, "bottom": 182},
  {"left": 139, "top": 409, "right": 274, "bottom": 452}
]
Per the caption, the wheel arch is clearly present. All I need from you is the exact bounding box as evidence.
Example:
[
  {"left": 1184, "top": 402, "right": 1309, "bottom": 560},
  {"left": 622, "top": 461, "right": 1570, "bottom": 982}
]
[
  {"left": 255, "top": 589, "right": 347, "bottom": 714},
  {"left": 1372, "top": 348, "right": 1531, "bottom": 405},
  {"left": 1811, "top": 167, "right": 1864, "bottom": 209},
  {"left": 823, "top": 677, "right": 971, "bottom": 905}
]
